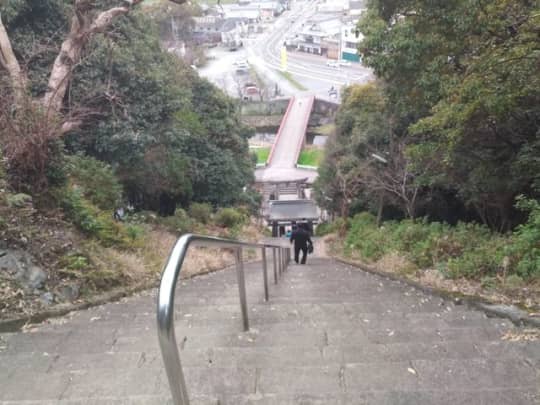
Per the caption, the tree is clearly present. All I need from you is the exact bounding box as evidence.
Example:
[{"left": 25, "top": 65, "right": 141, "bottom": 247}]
[
  {"left": 357, "top": 0, "right": 540, "bottom": 230},
  {"left": 0, "top": 0, "right": 185, "bottom": 189}
]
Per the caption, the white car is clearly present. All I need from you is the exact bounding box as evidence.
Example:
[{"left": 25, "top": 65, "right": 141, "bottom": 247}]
[
  {"left": 233, "top": 59, "right": 249, "bottom": 66},
  {"left": 326, "top": 60, "right": 340, "bottom": 68},
  {"left": 338, "top": 60, "right": 351, "bottom": 67}
]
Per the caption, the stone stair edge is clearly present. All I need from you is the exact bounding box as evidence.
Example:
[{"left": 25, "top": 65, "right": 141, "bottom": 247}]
[{"left": 333, "top": 257, "right": 540, "bottom": 329}]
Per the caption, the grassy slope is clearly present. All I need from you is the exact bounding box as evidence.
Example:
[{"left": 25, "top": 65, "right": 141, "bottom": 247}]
[
  {"left": 253, "top": 147, "right": 270, "bottom": 164},
  {"left": 298, "top": 148, "right": 324, "bottom": 167}
]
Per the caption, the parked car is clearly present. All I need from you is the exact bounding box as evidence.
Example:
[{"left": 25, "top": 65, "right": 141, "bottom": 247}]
[
  {"left": 338, "top": 60, "right": 351, "bottom": 67},
  {"left": 233, "top": 59, "right": 249, "bottom": 66},
  {"left": 326, "top": 60, "right": 340, "bottom": 68}
]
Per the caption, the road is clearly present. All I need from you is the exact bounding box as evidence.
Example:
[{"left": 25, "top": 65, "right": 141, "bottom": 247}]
[
  {"left": 199, "top": 1, "right": 374, "bottom": 99},
  {"left": 246, "top": 1, "right": 374, "bottom": 99}
]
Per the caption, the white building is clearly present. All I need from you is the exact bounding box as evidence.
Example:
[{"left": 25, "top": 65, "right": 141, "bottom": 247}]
[
  {"left": 317, "top": 0, "right": 349, "bottom": 13},
  {"left": 340, "top": 20, "right": 363, "bottom": 62},
  {"left": 220, "top": 5, "right": 261, "bottom": 22},
  {"left": 295, "top": 17, "right": 342, "bottom": 54}
]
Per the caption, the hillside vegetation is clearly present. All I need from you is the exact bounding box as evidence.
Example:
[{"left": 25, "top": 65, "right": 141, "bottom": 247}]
[
  {"left": 0, "top": 1, "right": 261, "bottom": 320},
  {"left": 315, "top": 0, "right": 539, "bottom": 300}
]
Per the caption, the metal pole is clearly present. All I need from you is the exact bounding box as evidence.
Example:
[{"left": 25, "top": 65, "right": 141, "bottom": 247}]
[
  {"left": 278, "top": 248, "right": 282, "bottom": 276},
  {"left": 157, "top": 235, "right": 192, "bottom": 405},
  {"left": 235, "top": 248, "right": 249, "bottom": 331},
  {"left": 272, "top": 247, "right": 278, "bottom": 284},
  {"left": 261, "top": 247, "right": 269, "bottom": 301}
]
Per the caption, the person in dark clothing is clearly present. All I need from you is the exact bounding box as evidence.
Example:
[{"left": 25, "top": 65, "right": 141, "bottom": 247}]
[{"left": 290, "top": 224, "right": 313, "bottom": 264}]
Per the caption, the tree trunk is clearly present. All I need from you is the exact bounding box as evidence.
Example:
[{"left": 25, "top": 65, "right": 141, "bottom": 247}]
[
  {"left": 0, "top": 13, "right": 28, "bottom": 102},
  {"left": 42, "top": 14, "right": 85, "bottom": 114},
  {"left": 376, "top": 193, "right": 384, "bottom": 227}
]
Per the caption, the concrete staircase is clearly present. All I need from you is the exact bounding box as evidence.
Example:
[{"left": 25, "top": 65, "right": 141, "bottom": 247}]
[{"left": 0, "top": 258, "right": 538, "bottom": 404}]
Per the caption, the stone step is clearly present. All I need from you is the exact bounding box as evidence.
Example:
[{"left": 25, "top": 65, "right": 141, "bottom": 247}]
[
  {"left": 4, "top": 389, "right": 538, "bottom": 405},
  {"left": 8, "top": 339, "right": 536, "bottom": 376},
  {"left": 1, "top": 258, "right": 538, "bottom": 404}
]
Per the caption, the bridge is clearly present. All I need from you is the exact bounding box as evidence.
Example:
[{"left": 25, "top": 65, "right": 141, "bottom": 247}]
[
  {"left": 255, "top": 94, "right": 318, "bottom": 184},
  {"left": 254, "top": 95, "right": 322, "bottom": 233}
]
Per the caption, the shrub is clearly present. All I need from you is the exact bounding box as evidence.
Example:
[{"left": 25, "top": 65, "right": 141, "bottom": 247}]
[
  {"left": 63, "top": 253, "right": 90, "bottom": 271},
  {"left": 315, "top": 222, "right": 333, "bottom": 236},
  {"left": 316, "top": 218, "right": 348, "bottom": 236},
  {"left": 440, "top": 235, "right": 506, "bottom": 279},
  {"left": 65, "top": 155, "right": 123, "bottom": 210},
  {"left": 6, "top": 193, "right": 32, "bottom": 208},
  {"left": 509, "top": 197, "right": 540, "bottom": 279},
  {"left": 345, "top": 213, "right": 390, "bottom": 261},
  {"left": 125, "top": 224, "right": 144, "bottom": 242},
  {"left": 341, "top": 203, "right": 540, "bottom": 281},
  {"left": 160, "top": 208, "right": 194, "bottom": 234},
  {"left": 214, "top": 207, "right": 246, "bottom": 228},
  {"left": 60, "top": 187, "right": 133, "bottom": 247},
  {"left": 189, "top": 202, "right": 213, "bottom": 224}
]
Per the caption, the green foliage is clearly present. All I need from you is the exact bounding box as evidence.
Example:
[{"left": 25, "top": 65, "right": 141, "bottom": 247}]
[
  {"left": 314, "top": 83, "right": 407, "bottom": 218},
  {"left": 445, "top": 238, "right": 506, "bottom": 279},
  {"left": 298, "top": 148, "right": 324, "bottom": 167},
  {"left": 345, "top": 213, "right": 390, "bottom": 261},
  {"left": 480, "top": 276, "right": 497, "bottom": 290},
  {"left": 342, "top": 207, "right": 539, "bottom": 281},
  {"left": 214, "top": 207, "right": 246, "bottom": 228},
  {"left": 188, "top": 203, "right": 213, "bottom": 224},
  {"left": 235, "top": 188, "right": 262, "bottom": 216},
  {"left": 4, "top": 3, "right": 254, "bottom": 211},
  {"left": 315, "top": 218, "right": 348, "bottom": 236},
  {"left": 125, "top": 224, "right": 144, "bottom": 242},
  {"left": 356, "top": 0, "right": 540, "bottom": 230},
  {"left": 159, "top": 208, "right": 194, "bottom": 234},
  {"left": 65, "top": 155, "right": 123, "bottom": 210},
  {"left": 253, "top": 147, "right": 270, "bottom": 164},
  {"left": 509, "top": 197, "right": 540, "bottom": 278},
  {"left": 6, "top": 193, "right": 32, "bottom": 208},
  {"left": 61, "top": 188, "right": 109, "bottom": 239},
  {"left": 62, "top": 254, "right": 90, "bottom": 271},
  {"left": 60, "top": 187, "right": 142, "bottom": 248}
]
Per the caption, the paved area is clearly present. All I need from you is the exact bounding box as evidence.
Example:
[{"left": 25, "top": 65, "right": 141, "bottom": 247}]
[{"left": 1, "top": 257, "right": 539, "bottom": 404}]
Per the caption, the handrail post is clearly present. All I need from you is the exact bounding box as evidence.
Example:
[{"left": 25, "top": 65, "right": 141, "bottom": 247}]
[
  {"left": 158, "top": 234, "right": 289, "bottom": 405},
  {"left": 278, "top": 248, "right": 282, "bottom": 276},
  {"left": 235, "top": 248, "right": 249, "bottom": 331},
  {"left": 261, "top": 247, "right": 269, "bottom": 301},
  {"left": 272, "top": 248, "right": 278, "bottom": 284}
]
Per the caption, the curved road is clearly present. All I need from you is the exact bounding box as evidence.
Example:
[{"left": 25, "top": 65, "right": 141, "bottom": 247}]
[{"left": 247, "top": 3, "right": 374, "bottom": 93}]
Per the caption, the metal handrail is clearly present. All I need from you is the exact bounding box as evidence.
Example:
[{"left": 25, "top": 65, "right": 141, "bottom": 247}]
[{"left": 157, "top": 233, "right": 291, "bottom": 405}]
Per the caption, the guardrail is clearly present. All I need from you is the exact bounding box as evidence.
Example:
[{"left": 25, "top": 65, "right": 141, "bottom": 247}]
[{"left": 157, "top": 234, "right": 291, "bottom": 405}]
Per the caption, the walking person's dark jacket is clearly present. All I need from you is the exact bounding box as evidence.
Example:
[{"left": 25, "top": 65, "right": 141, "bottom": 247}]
[{"left": 290, "top": 227, "right": 313, "bottom": 264}]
